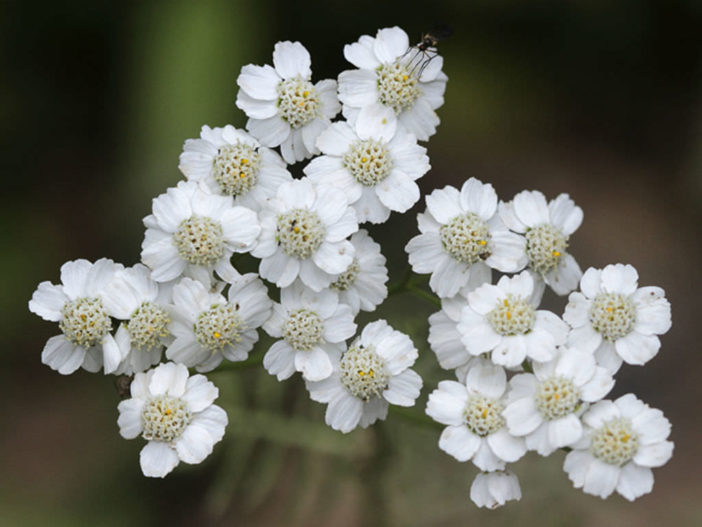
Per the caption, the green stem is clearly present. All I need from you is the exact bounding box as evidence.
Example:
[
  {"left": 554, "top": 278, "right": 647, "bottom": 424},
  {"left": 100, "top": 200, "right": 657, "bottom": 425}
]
[
  {"left": 406, "top": 284, "right": 441, "bottom": 307},
  {"left": 387, "top": 266, "right": 414, "bottom": 296}
]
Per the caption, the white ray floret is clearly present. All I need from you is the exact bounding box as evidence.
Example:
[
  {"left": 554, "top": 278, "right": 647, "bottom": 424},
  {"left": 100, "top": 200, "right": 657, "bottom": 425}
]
[
  {"left": 499, "top": 190, "right": 583, "bottom": 297},
  {"left": 165, "top": 275, "right": 272, "bottom": 372},
  {"left": 405, "top": 178, "right": 527, "bottom": 298},
  {"left": 262, "top": 280, "right": 356, "bottom": 382},
  {"left": 306, "top": 320, "right": 422, "bottom": 433},
  {"left": 178, "top": 124, "right": 292, "bottom": 211},
  {"left": 470, "top": 470, "right": 522, "bottom": 509},
  {"left": 327, "top": 230, "right": 388, "bottom": 315},
  {"left": 503, "top": 347, "right": 615, "bottom": 455},
  {"left": 141, "top": 180, "right": 260, "bottom": 283},
  {"left": 564, "top": 264, "right": 672, "bottom": 373},
  {"left": 426, "top": 359, "right": 527, "bottom": 471},
  {"left": 236, "top": 41, "right": 340, "bottom": 163},
  {"left": 117, "top": 362, "right": 228, "bottom": 478},
  {"left": 563, "top": 393, "right": 673, "bottom": 501},
  {"left": 29, "top": 258, "right": 125, "bottom": 375},
  {"left": 457, "top": 271, "right": 568, "bottom": 368},
  {"left": 102, "top": 263, "right": 173, "bottom": 375},
  {"left": 338, "top": 26, "right": 447, "bottom": 141},
  {"left": 304, "top": 118, "right": 429, "bottom": 224},
  {"left": 427, "top": 266, "right": 492, "bottom": 374},
  {"left": 252, "top": 178, "right": 358, "bottom": 292}
]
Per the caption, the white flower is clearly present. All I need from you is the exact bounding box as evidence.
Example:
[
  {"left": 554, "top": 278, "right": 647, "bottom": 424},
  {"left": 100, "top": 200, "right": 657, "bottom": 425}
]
[
  {"left": 457, "top": 271, "right": 568, "bottom": 368},
  {"left": 328, "top": 229, "right": 388, "bottom": 315},
  {"left": 405, "top": 178, "right": 527, "bottom": 298},
  {"left": 102, "top": 263, "right": 173, "bottom": 375},
  {"left": 165, "top": 275, "right": 272, "bottom": 372},
  {"left": 426, "top": 359, "right": 527, "bottom": 470},
  {"left": 499, "top": 191, "right": 583, "bottom": 296},
  {"left": 304, "top": 119, "right": 429, "bottom": 224},
  {"left": 29, "top": 258, "right": 125, "bottom": 375},
  {"left": 117, "top": 362, "right": 228, "bottom": 478},
  {"left": 564, "top": 264, "right": 672, "bottom": 373},
  {"left": 338, "top": 26, "right": 447, "bottom": 141},
  {"left": 306, "top": 320, "right": 422, "bottom": 433},
  {"left": 252, "top": 178, "right": 358, "bottom": 292},
  {"left": 263, "top": 280, "right": 356, "bottom": 381},
  {"left": 141, "top": 180, "right": 260, "bottom": 283},
  {"left": 470, "top": 470, "right": 522, "bottom": 509},
  {"left": 236, "top": 41, "right": 340, "bottom": 163},
  {"left": 178, "top": 124, "right": 292, "bottom": 211},
  {"left": 563, "top": 394, "right": 673, "bottom": 501},
  {"left": 427, "top": 266, "right": 492, "bottom": 372},
  {"left": 503, "top": 347, "right": 614, "bottom": 455}
]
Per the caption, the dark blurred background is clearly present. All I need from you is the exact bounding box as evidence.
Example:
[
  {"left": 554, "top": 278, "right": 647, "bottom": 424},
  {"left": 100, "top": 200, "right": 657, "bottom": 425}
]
[{"left": 2, "top": 0, "right": 701, "bottom": 525}]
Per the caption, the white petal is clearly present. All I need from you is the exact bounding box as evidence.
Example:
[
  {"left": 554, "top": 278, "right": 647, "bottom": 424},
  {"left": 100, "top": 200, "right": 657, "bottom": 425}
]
[
  {"left": 140, "top": 441, "right": 180, "bottom": 478},
  {"left": 343, "top": 37, "right": 381, "bottom": 69},
  {"left": 513, "top": 190, "right": 549, "bottom": 227},
  {"left": 355, "top": 102, "right": 397, "bottom": 142},
  {"left": 296, "top": 347, "right": 333, "bottom": 381},
  {"left": 633, "top": 441, "right": 674, "bottom": 467},
  {"left": 373, "top": 27, "right": 409, "bottom": 63},
  {"left": 548, "top": 193, "right": 583, "bottom": 236},
  {"left": 263, "top": 340, "right": 297, "bottom": 380},
  {"left": 375, "top": 170, "right": 419, "bottom": 213},
  {"left": 465, "top": 359, "right": 506, "bottom": 399},
  {"left": 315, "top": 121, "right": 356, "bottom": 155},
  {"left": 246, "top": 116, "right": 290, "bottom": 148},
  {"left": 235, "top": 90, "right": 278, "bottom": 119},
  {"left": 459, "top": 178, "right": 497, "bottom": 220},
  {"left": 616, "top": 463, "right": 654, "bottom": 501},
  {"left": 326, "top": 392, "right": 364, "bottom": 433},
  {"left": 237, "top": 64, "right": 280, "bottom": 100},
  {"left": 472, "top": 440, "right": 506, "bottom": 471},
  {"left": 182, "top": 374, "right": 219, "bottom": 413},
  {"left": 547, "top": 414, "right": 583, "bottom": 449},
  {"left": 487, "top": 429, "right": 527, "bottom": 463},
  {"left": 583, "top": 458, "right": 620, "bottom": 498},
  {"left": 60, "top": 259, "right": 92, "bottom": 299},
  {"left": 563, "top": 292, "right": 591, "bottom": 327},
  {"left": 117, "top": 398, "right": 145, "bottom": 439},
  {"left": 149, "top": 362, "right": 189, "bottom": 397},
  {"left": 41, "top": 336, "right": 85, "bottom": 375},
  {"left": 383, "top": 369, "right": 422, "bottom": 406},
  {"left": 633, "top": 287, "right": 671, "bottom": 335},
  {"left": 615, "top": 331, "right": 660, "bottom": 366},
  {"left": 425, "top": 381, "right": 469, "bottom": 425},
  {"left": 175, "top": 423, "right": 216, "bottom": 464},
  {"left": 438, "top": 425, "right": 481, "bottom": 461},
  {"left": 503, "top": 396, "right": 542, "bottom": 436},
  {"left": 273, "top": 41, "right": 311, "bottom": 79},
  {"left": 338, "top": 69, "right": 379, "bottom": 108},
  {"left": 29, "top": 282, "right": 67, "bottom": 321},
  {"left": 425, "top": 186, "right": 462, "bottom": 224},
  {"left": 580, "top": 267, "right": 603, "bottom": 298},
  {"left": 601, "top": 263, "right": 639, "bottom": 295}
]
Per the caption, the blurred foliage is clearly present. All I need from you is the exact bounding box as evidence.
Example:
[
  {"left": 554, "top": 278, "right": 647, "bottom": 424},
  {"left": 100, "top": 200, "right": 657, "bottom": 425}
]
[{"left": 2, "top": 0, "right": 702, "bottom": 525}]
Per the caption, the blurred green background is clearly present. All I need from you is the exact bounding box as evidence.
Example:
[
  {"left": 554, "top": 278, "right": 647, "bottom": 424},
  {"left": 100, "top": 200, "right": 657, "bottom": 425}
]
[{"left": 2, "top": 0, "right": 701, "bottom": 525}]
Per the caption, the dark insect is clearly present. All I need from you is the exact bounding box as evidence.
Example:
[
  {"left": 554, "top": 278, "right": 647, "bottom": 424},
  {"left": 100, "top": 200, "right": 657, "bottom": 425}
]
[
  {"left": 404, "top": 24, "right": 453, "bottom": 79},
  {"left": 479, "top": 251, "right": 492, "bottom": 261}
]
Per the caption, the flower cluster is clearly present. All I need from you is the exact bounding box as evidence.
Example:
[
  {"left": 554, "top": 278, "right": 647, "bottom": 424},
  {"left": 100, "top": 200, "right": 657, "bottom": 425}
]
[
  {"left": 421, "top": 182, "right": 673, "bottom": 507},
  {"left": 29, "top": 24, "right": 673, "bottom": 510}
]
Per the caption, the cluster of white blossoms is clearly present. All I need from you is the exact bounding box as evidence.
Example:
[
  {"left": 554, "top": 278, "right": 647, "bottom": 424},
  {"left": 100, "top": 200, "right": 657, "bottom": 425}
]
[
  {"left": 422, "top": 183, "right": 673, "bottom": 507},
  {"left": 29, "top": 25, "right": 673, "bottom": 509}
]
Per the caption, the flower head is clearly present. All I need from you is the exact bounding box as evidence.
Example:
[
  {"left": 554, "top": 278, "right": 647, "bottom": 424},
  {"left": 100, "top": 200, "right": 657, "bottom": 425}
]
[
  {"left": 457, "top": 271, "right": 569, "bottom": 368},
  {"left": 29, "top": 258, "right": 125, "bottom": 374},
  {"left": 141, "top": 181, "right": 260, "bottom": 283},
  {"left": 236, "top": 41, "right": 341, "bottom": 163},
  {"left": 165, "top": 274, "right": 272, "bottom": 372},
  {"left": 406, "top": 178, "right": 527, "bottom": 298},
  {"left": 426, "top": 359, "right": 527, "bottom": 471},
  {"left": 262, "top": 280, "right": 356, "bottom": 381},
  {"left": 179, "top": 125, "right": 292, "bottom": 211},
  {"left": 563, "top": 393, "right": 673, "bottom": 501},
  {"left": 564, "top": 264, "right": 672, "bottom": 372},
  {"left": 117, "top": 362, "right": 228, "bottom": 478},
  {"left": 252, "top": 178, "right": 358, "bottom": 292},
  {"left": 338, "top": 26, "right": 447, "bottom": 141},
  {"left": 304, "top": 119, "right": 429, "bottom": 224},
  {"left": 499, "top": 191, "right": 583, "bottom": 296},
  {"left": 503, "top": 347, "right": 615, "bottom": 455},
  {"left": 102, "top": 263, "right": 173, "bottom": 375},
  {"left": 306, "top": 320, "right": 422, "bottom": 433}
]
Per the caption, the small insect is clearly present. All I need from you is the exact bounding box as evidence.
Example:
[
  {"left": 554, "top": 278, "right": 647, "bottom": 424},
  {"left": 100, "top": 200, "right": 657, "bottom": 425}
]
[
  {"left": 404, "top": 24, "right": 453, "bottom": 79},
  {"left": 479, "top": 250, "right": 492, "bottom": 261},
  {"left": 115, "top": 374, "right": 134, "bottom": 399},
  {"left": 290, "top": 219, "right": 297, "bottom": 232}
]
